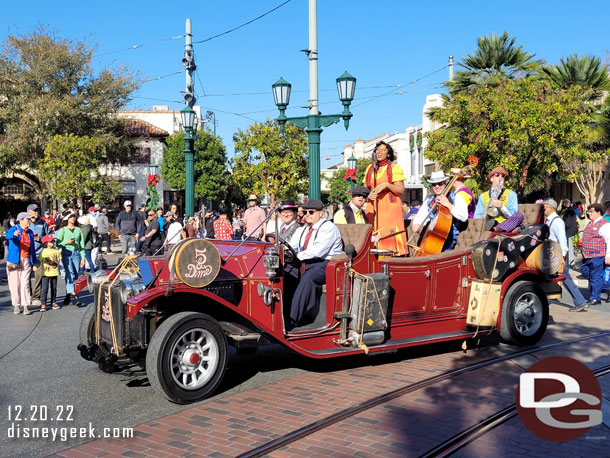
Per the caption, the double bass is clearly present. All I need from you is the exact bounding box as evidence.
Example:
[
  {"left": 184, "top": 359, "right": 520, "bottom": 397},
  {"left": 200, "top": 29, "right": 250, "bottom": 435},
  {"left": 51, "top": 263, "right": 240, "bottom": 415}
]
[{"left": 414, "top": 156, "right": 478, "bottom": 257}]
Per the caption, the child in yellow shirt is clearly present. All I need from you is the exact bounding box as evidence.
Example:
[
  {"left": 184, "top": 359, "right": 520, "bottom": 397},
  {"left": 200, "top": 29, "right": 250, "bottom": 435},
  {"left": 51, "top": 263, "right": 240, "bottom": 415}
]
[{"left": 39, "top": 235, "right": 61, "bottom": 311}]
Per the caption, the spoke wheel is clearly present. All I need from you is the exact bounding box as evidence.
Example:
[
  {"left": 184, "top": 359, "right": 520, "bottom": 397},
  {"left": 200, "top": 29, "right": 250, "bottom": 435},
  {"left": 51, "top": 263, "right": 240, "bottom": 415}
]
[
  {"left": 169, "top": 327, "right": 219, "bottom": 390},
  {"left": 146, "top": 312, "right": 227, "bottom": 404},
  {"left": 500, "top": 281, "right": 548, "bottom": 346},
  {"left": 79, "top": 305, "right": 112, "bottom": 360}
]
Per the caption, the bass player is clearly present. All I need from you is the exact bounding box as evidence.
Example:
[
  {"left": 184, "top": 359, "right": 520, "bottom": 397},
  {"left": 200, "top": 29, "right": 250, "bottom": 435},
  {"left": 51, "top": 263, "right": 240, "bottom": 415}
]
[{"left": 411, "top": 171, "right": 469, "bottom": 252}]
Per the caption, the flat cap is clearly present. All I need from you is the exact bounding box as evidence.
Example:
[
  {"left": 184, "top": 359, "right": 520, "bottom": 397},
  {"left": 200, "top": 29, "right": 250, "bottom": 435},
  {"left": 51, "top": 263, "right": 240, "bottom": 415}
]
[
  {"left": 351, "top": 186, "right": 370, "bottom": 198},
  {"left": 302, "top": 199, "right": 324, "bottom": 211}
]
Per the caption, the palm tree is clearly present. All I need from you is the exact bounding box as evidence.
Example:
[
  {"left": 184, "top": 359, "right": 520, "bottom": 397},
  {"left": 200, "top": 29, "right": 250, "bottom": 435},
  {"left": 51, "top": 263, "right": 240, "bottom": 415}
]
[
  {"left": 448, "top": 31, "right": 541, "bottom": 94},
  {"left": 542, "top": 53, "right": 610, "bottom": 102}
]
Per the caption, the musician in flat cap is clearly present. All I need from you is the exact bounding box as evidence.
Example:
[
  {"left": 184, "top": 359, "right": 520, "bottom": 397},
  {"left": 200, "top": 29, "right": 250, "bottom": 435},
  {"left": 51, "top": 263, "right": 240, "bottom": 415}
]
[{"left": 333, "top": 186, "right": 370, "bottom": 225}]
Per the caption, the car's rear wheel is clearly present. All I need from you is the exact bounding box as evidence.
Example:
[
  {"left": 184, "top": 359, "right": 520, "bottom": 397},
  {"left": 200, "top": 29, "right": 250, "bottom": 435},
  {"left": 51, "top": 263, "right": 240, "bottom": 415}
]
[
  {"left": 499, "top": 280, "right": 548, "bottom": 346},
  {"left": 146, "top": 312, "right": 227, "bottom": 404}
]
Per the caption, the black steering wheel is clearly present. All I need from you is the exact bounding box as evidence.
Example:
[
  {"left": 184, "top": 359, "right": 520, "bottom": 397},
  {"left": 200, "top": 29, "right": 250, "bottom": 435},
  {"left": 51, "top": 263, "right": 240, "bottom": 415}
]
[{"left": 265, "top": 233, "right": 298, "bottom": 263}]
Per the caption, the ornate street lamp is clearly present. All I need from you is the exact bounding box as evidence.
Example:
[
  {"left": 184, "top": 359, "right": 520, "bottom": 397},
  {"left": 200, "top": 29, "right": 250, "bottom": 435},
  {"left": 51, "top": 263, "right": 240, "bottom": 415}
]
[
  {"left": 181, "top": 105, "right": 196, "bottom": 217},
  {"left": 347, "top": 152, "right": 357, "bottom": 191},
  {"left": 336, "top": 71, "right": 356, "bottom": 129},
  {"left": 272, "top": 77, "right": 291, "bottom": 130},
  {"left": 149, "top": 164, "right": 159, "bottom": 176},
  {"left": 272, "top": 71, "right": 356, "bottom": 200}
]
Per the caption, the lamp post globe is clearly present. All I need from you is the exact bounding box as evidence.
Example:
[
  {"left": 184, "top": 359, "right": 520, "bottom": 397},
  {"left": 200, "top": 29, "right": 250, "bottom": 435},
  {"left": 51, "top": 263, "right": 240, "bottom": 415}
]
[
  {"left": 272, "top": 77, "right": 291, "bottom": 130},
  {"left": 336, "top": 71, "right": 356, "bottom": 130},
  {"left": 181, "top": 104, "right": 196, "bottom": 217},
  {"left": 336, "top": 71, "right": 356, "bottom": 102},
  {"left": 181, "top": 105, "right": 196, "bottom": 139}
]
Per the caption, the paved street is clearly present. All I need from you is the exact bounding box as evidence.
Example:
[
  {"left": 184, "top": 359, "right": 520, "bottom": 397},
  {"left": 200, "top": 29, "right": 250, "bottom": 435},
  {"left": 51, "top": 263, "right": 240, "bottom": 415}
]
[
  {"left": 1, "top": 252, "right": 609, "bottom": 457},
  {"left": 0, "top": 254, "right": 309, "bottom": 458}
]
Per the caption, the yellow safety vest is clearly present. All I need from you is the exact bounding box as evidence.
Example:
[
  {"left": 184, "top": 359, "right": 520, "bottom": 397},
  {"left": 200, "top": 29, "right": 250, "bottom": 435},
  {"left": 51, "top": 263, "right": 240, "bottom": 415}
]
[{"left": 480, "top": 188, "right": 511, "bottom": 223}]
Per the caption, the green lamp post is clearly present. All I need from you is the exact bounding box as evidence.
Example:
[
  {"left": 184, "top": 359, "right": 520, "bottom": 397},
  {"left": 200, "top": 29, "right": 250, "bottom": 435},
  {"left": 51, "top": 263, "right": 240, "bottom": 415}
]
[
  {"left": 347, "top": 152, "right": 357, "bottom": 191},
  {"left": 272, "top": 71, "right": 356, "bottom": 200},
  {"left": 181, "top": 105, "right": 196, "bottom": 217}
]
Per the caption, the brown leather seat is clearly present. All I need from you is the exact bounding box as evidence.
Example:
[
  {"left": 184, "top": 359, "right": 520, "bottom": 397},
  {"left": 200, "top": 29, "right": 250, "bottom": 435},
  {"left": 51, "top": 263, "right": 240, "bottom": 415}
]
[
  {"left": 518, "top": 203, "right": 543, "bottom": 226},
  {"left": 331, "top": 224, "right": 372, "bottom": 261},
  {"left": 455, "top": 219, "right": 492, "bottom": 250}
]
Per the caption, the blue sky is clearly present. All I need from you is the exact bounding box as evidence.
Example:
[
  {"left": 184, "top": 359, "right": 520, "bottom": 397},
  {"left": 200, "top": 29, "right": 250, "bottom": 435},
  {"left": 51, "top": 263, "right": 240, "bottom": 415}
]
[{"left": 3, "top": 0, "right": 609, "bottom": 164}]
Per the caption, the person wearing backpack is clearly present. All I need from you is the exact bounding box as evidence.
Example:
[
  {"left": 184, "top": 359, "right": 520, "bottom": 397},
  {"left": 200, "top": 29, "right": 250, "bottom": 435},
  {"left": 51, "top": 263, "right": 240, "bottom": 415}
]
[{"left": 78, "top": 214, "right": 96, "bottom": 273}]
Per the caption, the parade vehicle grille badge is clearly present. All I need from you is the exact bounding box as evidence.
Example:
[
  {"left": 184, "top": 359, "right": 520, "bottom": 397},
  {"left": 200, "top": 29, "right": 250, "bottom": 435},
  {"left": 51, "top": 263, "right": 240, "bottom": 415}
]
[{"left": 101, "top": 291, "right": 111, "bottom": 322}]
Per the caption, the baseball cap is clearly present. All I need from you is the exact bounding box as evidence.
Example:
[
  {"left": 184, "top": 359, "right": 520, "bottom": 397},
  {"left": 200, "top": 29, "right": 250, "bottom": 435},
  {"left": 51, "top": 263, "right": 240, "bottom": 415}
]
[
  {"left": 165, "top": 211, "right": 174, "bottom": 217},
  {"left": 27, "top": 203, "right": 39, "bottom": 211},
  {"left": 88, "top": 206, "right": 96, "bottom": 213},
  {"left": 17, "top": 212, "right": 31, "bottom": 221},
  {"left": 124, "top": 200, "right": 132, "bottom": 207}
]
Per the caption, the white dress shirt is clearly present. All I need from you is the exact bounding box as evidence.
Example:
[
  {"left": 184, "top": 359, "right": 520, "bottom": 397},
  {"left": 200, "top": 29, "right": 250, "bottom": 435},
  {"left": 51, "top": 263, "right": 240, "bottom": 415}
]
[
  {"left": 289, "top": 219, "right": 344, "bottom": 261},
  {"left": 412, "top": 192, "right": 469, "bottom": 228},
  {"left": 545, "top": 212, "right": 568, "bottom": 257}
]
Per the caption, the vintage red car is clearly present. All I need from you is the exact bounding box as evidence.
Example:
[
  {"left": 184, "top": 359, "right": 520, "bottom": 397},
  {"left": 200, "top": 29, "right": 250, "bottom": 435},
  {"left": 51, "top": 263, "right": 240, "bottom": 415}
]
[{"left": 77, "top": 204, "right": 562, "bottom": 404}]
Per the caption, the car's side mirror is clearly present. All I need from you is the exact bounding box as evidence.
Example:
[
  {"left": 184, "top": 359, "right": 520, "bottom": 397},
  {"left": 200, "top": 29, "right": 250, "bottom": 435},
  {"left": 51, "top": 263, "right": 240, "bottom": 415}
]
[{"left": 345, "top": 244, "right": 357, "bottom": 261}]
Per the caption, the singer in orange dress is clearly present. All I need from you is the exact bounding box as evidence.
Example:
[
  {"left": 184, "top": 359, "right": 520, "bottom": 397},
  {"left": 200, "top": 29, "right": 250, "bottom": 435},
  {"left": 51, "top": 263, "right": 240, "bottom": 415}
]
[{"left": 364, "top": 141, "right": 408, "bottom": 255}]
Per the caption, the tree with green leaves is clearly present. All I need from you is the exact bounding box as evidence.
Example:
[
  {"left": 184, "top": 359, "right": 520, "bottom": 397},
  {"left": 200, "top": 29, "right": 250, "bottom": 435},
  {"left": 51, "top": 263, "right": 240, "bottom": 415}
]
[
  {"left": 541, "top": 54, "right": 610, "bottom": 204},
  {"left": 448, "top": 31, "right": 541, "bottom": 95},
  {"left": 232, "top": 120, "right": 308, "bottom": 208},
  {"left": 426, "top": 79, "right": 598, "bottom": 197},
  {"left": 39, "top": 134, "right": 122, "bottom": 206},
  {"left": 326, "top": 158, "right": 372, "bottom": 205},
  {"left": 162, "top": 129, "right": 229, "bottom": 206},
  {"left": 0, "top": 26, "right": 140, "bottom": 196}
]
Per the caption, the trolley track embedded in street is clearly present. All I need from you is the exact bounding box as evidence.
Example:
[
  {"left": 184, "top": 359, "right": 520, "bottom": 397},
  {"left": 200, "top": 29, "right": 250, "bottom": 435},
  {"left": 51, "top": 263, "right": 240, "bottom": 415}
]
[
  {"left": 237, "top": 331, "right": 610, "bottom": 458},
  {"left": 419, "top": 363, "right": 610, "bottom": 457}
]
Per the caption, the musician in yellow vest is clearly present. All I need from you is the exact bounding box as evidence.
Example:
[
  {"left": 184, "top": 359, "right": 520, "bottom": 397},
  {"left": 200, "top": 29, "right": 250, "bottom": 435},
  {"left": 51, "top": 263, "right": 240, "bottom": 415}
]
[{"left": 473, "top": 166, "right": 518, "bottom": 228}]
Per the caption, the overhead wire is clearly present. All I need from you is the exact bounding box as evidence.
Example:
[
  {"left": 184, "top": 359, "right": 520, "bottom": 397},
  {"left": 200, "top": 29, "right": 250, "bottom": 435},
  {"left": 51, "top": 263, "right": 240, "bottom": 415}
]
[
  {"left": 352, "top": 65, "right": 448, "bottom": 108},
  {"left": 94, "top": 34, "right": 185, "bottom": 58},
  {"left": 138, "top": 70, "right": 185, "bottom": 86},
  {"left": 192, "top": 0, "right": 293, "bottom": 45}
]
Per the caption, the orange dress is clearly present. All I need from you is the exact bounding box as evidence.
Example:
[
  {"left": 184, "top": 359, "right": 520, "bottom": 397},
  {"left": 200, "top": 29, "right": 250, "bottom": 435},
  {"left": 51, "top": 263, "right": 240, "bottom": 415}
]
[{"left": 364, "top": 163, "right": 408, "bottom": 255}]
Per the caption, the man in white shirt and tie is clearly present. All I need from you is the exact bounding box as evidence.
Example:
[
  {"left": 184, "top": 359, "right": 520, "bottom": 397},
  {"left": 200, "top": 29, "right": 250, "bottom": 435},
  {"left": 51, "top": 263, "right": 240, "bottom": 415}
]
[
  {"left": 287, "top": 199, "right": 343, "bottom": 329},
  {"left": 542, "top": 199, "right": 588, "bottom": 312},
  {"left": 333, "top": 186, "right": 370, "bottom": 224}
]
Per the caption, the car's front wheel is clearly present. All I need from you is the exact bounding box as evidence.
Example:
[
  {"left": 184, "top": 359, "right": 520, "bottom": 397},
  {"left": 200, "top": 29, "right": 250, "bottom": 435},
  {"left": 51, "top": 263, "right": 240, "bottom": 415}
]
[
  {"left": 499, "top": 280, "right": 549, "bottom": 346},
  {"left": 146, "top": 312, "right": 228, "bottom": 404}
]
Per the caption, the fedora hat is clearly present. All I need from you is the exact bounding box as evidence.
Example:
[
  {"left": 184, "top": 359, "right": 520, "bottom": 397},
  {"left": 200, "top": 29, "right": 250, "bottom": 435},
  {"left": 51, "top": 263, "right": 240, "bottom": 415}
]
[
  {"left": 247, "top": 194, "right": 258, "bottom": 201},
  {"left": 279, "top": 200, "right": 297, "bottom": 211},
  {"left": 428, "top": 171, "right": 449, "bottom": 184}
]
